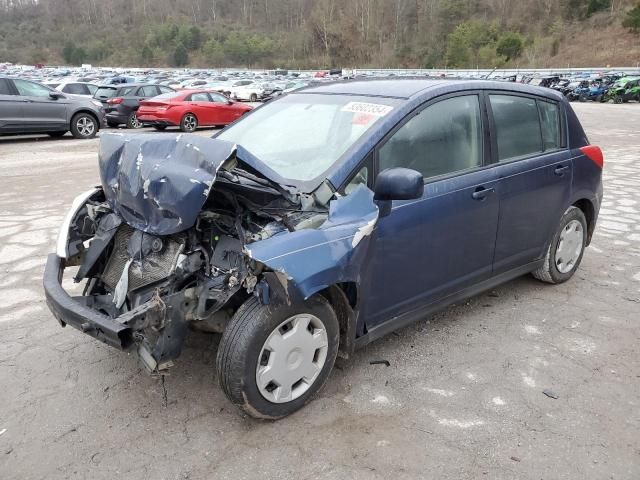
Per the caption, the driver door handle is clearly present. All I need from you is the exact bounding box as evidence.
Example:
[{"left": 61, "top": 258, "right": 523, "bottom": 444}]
[{"left": 554, "top": 165, "right": 570, "bottom": 176}]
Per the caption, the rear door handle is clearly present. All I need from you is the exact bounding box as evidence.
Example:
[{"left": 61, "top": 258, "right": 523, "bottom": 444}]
[
  {"left": 472, "top": 186, "right": 495, "bottom": 200},
  {"left": 554, "top": 165, "right": 570, "bottom": 176}
]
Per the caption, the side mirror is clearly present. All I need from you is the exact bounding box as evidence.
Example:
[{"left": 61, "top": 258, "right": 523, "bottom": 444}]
[
  {"left": 374, "top": 168, "right": 424, "bottom": 216},
  {"left": 49, "top": 91, "right": 65, "bottom": 100}
]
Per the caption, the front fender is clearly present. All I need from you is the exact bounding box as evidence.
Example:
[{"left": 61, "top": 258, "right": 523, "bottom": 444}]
[{"left": 245, "top": 185, "right": 378, "bottom": 302}]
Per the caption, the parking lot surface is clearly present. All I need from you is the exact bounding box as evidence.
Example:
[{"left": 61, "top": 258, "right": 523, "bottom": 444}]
[{"left": 1, "top": 105, "right": 639, "bottom": 480}]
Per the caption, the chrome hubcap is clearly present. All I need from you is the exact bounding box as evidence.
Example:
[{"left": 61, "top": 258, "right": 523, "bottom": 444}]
[
  {"left": 555, "top": 219, "right": 584, "bottom": 273},
  {"left": 184, "top": 115, "right": 196, "bottom": 131},
  {"left": 77, "top": 117, "right": 95, "bottom": 136},
  {"left": 256, "top": 314, "right": 328, "bottom": 404}
]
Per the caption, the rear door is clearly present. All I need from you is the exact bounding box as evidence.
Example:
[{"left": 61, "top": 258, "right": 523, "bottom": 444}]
[
  {"left": 0, "top": 78, "right": 23, "bottom": 132},
  {"left": 187, "top": 92, "right": 215, "bottom": 124},
  {"left": 488, "top": 93, "right": 572, "bottom": 273},
  {"left": 12, "top": 79, "right": 68, "bottom": 131},
  {"left": 360, "top": 93, "right": 501, "bottom": 329}
]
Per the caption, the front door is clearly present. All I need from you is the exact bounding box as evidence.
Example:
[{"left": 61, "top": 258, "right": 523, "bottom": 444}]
[{"left": 360, "top": 94, "right": 501, "bottom": 330}]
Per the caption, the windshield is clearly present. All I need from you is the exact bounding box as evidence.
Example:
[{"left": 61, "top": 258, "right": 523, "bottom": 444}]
[{"left": 216, "top": 93, "right": 400, "bottom": 184}]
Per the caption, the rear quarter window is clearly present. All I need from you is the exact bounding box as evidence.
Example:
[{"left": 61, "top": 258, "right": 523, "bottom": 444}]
[{"left": 0, "top": 78, "right": 13, "bottom": 95}]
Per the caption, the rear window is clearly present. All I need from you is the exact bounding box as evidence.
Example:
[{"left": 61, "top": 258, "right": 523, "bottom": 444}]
[
  {"left": 154, "top": 92, "right": 181, "bottom": 100},
  {"left": 94, "top": 86, "right": 117, "bottom": 99}
]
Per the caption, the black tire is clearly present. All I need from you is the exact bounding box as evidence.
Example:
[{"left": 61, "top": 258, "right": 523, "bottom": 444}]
[
  {"left": 107, "top": 121, "right": 119, "bottom": 128},
  {"left": 532, "top": 206, "right": 587, "bottom": 284},
  {"left": 249, "top": 93, "right": 258, "bottom": 102},
  {"left": 614, "top": 96, "right": 623, "bottom": 104},
  {"left": 596, "top": 94, "right": 603, "bottom": 103},
  {"left": 578, "top": 94, "right": 587, "bottom": 102},
  {"left": 216, "top": 295, "right": 339, "bottom": 419},
  {"left": 126, "top": 112, "right": 142, "bottom": 129},
  {"left": 47, "top": 131, "right": 67, "bottom": 138},
  {"left": 153, "top": 125, "right": 167, "bottom": 131},
  {"left": 69, "top": 113, "right": 98, "bottom": 139},
  {"left": 180, "top": 113, "right": 198, "bottom": 132}
]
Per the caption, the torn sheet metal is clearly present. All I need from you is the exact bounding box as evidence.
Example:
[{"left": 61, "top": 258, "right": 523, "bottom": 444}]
[
  {"left": 246, "top": 185, "right": 379, "bottom": 300},
  {"left": 99, "top": 133, "right": 237, "bottom": 235}
]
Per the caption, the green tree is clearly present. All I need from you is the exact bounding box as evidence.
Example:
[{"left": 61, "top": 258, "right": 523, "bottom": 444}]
[
  {"left": 623, "top": 3, "right": 640, "bottom": 33},
  {"left": 171, "top": 43, "right": 189, "bottom": 67},
  {"left": 202, "top": 39, "right": 225, "bottom": 65},
  {"left": 62, "top": 42, "right": 75, "bottom": 64},
  {"left": 496, "top": 32, "right": 524, "bottom": 61}
]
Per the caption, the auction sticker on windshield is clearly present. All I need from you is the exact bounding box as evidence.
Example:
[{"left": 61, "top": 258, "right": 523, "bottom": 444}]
[{"left": 341, "top": 102, "right": 393, "bottom": 117}]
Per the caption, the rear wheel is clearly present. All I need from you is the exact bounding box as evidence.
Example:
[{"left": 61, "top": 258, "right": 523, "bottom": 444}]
[
  {"left": 70, "top": 113, "right": 97, "bottom": 139},
  {"left": 48, "top": 131, "right": 66, "bottom": 138},
  {"left": 249, "top": 93, "right": 258, "bottom": 102},
  {"left": 217, "top": 295, "right": 339, "bottom": 419},
  {"left": 614, "top": 96, "right": 623, "bottom": 104},
  {"left": 180, "top": 113, "right": 198, "bottom": 132},
  {"left": 578, "top": 94, "right": 587, "bottom": 102},
  {"left": 532, "top": 206, "right": 587, "bottom": 284},
  {"left": 127, "top": 112, "right": 143, "bottom": 129}
]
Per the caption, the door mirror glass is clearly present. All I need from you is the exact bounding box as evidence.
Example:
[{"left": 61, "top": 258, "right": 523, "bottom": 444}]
[{"left": 374, "top": 168, "right": 424, "bottom": 201}]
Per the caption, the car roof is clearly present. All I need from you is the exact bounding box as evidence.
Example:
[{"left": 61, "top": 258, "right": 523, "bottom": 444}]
[{"left": 299, "top": 78, "right": 564, "bottom": 101}]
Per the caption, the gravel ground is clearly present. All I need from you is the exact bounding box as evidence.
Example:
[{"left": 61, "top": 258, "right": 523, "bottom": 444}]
[{"left": 0, "top": 104, "right": 639, "bottom": 480}]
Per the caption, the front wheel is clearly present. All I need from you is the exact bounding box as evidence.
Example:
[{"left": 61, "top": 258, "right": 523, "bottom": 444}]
[
  {"left": 70, "top": 113, "right": 97, "bottom": 139},
  {"left": 180, "top": 113, "right": 198, "bottom": 132},
  {"left": 249, "top": 93, "right": 258, "bottom": 102},
  {"left": 216, "top": 295, "right": 339, "bottom": 419},
  {"left": 532, "top": 206, "right": 587, "bottom": 284}
]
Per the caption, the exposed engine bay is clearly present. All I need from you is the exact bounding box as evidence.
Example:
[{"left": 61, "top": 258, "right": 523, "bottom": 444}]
[{"left": 47, "top": 133, "right": 378, "bottom": 372}]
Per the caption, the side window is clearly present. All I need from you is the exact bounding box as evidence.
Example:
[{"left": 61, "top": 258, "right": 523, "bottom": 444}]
[
  {"left": 140, "top": 86, "right": 159, "bottom": 97},
  {"left": 489, "top": 95, "right": 542, "bottom": 161},
  {"left": 537, "top": 100, "right": 561, "bottom": 151},
  {"left": 87, "top": 84, "right": 98, "bottom": 95},
  {"left": 210, "top": 93, "right": 228, "bottom": 103},
  {"left": 378, "top": 95, "right": 483, "bottom": 180},
  {"left": 0, "top": 78, "right": 14, "bottom": 95},
  {"left": 159, "top": 86, "right": 173, "bottom": 94},
  {"left": 345, "top": 165, "right": 369, "bottom": 195},
  {"left": 188, "top": 92, "right": 210, "bottom": 102},
  {"left": 13, "top": 79, "right": 52, "bottom": 98}
]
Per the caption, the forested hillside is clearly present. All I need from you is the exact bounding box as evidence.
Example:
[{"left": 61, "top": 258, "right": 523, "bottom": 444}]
[{"left": 1, "top": 0, "right": 639, "bottom": 68}]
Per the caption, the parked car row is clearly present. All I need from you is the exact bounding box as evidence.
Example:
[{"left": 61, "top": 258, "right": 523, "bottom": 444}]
[{"left": 521, "top": 73, "right": 640, "bottom": 103}]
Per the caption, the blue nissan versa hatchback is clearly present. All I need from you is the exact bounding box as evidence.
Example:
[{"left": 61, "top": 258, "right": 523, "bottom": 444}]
[{"left": 44, "top": 79, "right": 603, "bottom": 418}]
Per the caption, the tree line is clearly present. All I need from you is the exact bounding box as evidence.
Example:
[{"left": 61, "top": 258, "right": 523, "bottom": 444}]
[{"left": 0, "top": 0, "right": 638, "bottom": 68}]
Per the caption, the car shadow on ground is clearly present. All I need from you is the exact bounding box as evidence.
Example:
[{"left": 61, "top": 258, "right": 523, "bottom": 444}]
[{"left": 0, "top": 134, "right": 80, "bottom": 144}]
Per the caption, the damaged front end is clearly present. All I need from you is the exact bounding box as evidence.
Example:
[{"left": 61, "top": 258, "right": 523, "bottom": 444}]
[{"left": 44, "top": 133, "right": 378, "bottom": 372}]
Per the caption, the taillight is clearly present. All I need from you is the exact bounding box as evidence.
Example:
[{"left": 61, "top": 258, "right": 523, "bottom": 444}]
[
  {"left": 580, "top": 145, "right": 604, "bottom": 169},
  {"left": 107, "top": 97, "right": 123, "bottom": 105}
]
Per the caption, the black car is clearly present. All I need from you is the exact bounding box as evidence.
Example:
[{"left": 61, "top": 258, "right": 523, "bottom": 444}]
[{"left": 94, "top": 83, "right": 175, "bottom": 129}]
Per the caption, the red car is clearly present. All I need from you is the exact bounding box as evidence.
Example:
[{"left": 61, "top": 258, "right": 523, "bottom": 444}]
[{"left": 137, "top": 90, "right": 253, "bottom": 132}]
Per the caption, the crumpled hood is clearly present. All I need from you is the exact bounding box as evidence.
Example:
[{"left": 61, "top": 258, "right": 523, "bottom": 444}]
[{"left": 99, "top": 133, "right": 239, "bottom": 235}]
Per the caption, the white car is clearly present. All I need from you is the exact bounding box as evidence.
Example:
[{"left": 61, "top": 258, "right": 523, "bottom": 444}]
[
  {"left": 231, "top": 82, "right": 278, "bottom": 101},
  {"left": 44, "top": 81, "right": 99, "bottom": 97}
]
